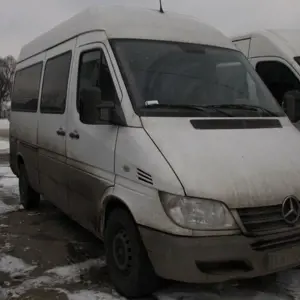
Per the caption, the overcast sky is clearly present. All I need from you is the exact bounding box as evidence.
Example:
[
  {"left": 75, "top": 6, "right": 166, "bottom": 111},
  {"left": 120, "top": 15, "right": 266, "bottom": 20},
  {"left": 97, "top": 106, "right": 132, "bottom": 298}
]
[{"left": 1, "top": 0, "right": 300, "bottom": 58}]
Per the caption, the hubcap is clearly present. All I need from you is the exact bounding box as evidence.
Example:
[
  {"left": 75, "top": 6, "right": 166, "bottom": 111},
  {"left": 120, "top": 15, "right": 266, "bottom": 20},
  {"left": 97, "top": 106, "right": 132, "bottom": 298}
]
[{"left": 112, "top": 229, "right": 132, "bottom": 272}]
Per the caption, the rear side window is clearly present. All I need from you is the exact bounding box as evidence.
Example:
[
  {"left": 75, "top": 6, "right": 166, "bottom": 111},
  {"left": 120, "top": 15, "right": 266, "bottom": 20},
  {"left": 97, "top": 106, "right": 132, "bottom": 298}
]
[
  {"left": 40, "top": 51, "right": 72, "bottom": 114},
  {"left": 11, "top": 62, "right": 43, "bottom": 112}
]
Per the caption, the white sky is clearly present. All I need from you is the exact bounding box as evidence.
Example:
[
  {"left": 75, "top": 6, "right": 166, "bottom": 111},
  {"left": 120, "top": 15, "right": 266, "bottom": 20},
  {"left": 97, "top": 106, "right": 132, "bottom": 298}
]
[{"left": 0, "top": 0, "right": 300, "bottom": 58}]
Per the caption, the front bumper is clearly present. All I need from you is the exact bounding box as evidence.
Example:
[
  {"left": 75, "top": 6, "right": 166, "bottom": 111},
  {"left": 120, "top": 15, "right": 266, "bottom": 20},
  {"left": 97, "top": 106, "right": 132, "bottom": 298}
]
[{"left": 139, "top": 226, "right": 300, "bottom": 283}]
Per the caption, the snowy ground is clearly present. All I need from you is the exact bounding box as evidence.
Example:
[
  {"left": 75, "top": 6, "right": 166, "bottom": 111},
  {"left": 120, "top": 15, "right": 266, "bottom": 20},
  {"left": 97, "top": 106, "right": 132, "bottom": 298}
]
[
  {"left": 0, "top": 119, "right": 9, "bottom": 130},
  {"left": 1, "top": 139, "right": 300, "bottom": 299},
  {"left": 0, "top": 120, "right": 9, "bottom": 140}
]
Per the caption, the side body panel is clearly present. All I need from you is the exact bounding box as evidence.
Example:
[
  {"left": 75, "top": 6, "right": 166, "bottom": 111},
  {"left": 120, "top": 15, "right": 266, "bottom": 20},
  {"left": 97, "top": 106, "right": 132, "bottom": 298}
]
[
  {"left": 37, "top": 39, "right": 76, "bottom": 213},
  {"left": 10, "top": 52, "right": 45, "bottom": 192}
]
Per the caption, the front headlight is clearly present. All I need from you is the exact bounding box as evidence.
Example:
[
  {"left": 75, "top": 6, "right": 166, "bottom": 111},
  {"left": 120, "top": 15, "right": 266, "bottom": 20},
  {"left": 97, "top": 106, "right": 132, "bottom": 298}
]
[{"left": 160, "top": 192, "right": 238, "bottom": 230}]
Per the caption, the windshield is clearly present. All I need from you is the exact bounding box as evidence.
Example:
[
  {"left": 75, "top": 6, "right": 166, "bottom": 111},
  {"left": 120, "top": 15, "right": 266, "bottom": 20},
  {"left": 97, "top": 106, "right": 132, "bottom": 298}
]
[{"left": 111, "top": 39, "right": 285, "bottom": 117}]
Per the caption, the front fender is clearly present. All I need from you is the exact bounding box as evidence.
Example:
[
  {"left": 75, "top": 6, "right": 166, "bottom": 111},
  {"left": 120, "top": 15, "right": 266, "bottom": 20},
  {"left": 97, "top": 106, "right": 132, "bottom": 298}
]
[{"left": 98, "top": 177, "right": 193, "bottom": 237}]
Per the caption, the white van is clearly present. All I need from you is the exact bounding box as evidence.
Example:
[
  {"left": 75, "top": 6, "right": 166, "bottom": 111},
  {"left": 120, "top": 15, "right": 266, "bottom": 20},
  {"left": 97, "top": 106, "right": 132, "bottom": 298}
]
[
  {"left": 9, "top": 6, "right": 300, "bottom": 298},
  {"left": 232, "top": 29, "right": 300, "bottom": 126}
]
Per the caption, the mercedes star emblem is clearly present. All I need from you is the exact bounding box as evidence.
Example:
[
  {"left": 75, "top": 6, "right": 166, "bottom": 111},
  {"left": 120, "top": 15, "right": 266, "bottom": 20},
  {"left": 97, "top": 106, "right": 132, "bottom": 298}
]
[{"left": 282, "top": 196, "right": 300, "bottom": 225}]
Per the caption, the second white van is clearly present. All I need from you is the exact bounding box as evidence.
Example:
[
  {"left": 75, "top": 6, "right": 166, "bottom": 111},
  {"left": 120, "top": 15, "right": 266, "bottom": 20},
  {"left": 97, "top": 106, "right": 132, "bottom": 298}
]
[{"left": 232, "top": 29, "right": 300, "bottom": 126}]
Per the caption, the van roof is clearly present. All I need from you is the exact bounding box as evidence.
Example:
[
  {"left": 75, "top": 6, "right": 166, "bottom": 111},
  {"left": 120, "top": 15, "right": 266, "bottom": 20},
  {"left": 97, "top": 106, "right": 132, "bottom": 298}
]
[
  {"left": 19, "top": 5, "right": 235, "bottom": 62},
  {"left": 232, "top": 29, "right": 300, "bottom": 57},
  {"left": 233, "top": 29, "right": 300, "bottom": 40},
  {"left": 233, "top": 29, "right": 300, "bottom": 50}
]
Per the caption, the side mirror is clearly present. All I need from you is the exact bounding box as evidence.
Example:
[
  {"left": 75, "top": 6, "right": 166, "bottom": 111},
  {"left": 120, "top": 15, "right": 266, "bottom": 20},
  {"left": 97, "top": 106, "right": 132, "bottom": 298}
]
[
  {"left": 283, "top": 90, "right": 300, "bottom": 123},
  {"left": 96, "top": 101, "right": 115, "bottom": 123},
  {"left": 79, "top": 88, "right": 117, "bottom": 124}
]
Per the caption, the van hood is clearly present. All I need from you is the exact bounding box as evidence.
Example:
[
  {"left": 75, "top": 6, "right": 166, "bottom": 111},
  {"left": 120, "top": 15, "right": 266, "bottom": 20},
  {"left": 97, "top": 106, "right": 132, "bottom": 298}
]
[{"left": 142, "top": 117, "right": 300, "bottom": 208}]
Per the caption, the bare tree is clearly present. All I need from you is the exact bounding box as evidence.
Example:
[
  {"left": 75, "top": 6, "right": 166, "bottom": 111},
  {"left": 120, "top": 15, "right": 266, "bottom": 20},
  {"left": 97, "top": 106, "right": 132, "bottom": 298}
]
[{"left": 0, "top": 55, "right": 16, "bottom": 109}]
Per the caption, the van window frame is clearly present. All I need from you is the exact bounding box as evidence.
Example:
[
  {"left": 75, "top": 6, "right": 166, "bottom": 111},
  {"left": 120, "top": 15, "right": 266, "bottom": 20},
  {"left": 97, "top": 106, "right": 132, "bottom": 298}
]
[
  {"left": 76, "top": 47, "right": 121, "bottom": 119},
  {"left": 76, "top": 48, "right": 101, "bottom": 113},
  {"left": 40, "top": 50, "right": 72, "bottom": 115},
  {"left": 11, "top": 61, "right": 43, "bottom": 113}
]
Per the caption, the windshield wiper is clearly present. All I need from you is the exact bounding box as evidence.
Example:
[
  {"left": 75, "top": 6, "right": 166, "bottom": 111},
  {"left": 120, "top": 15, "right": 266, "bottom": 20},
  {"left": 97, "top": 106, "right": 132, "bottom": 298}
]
[
  {"left": 143, "top": 103, "right": 233, "bottom": 117},
  {"left": 205, "top": 104, "right": 279, "bottom": 117}
]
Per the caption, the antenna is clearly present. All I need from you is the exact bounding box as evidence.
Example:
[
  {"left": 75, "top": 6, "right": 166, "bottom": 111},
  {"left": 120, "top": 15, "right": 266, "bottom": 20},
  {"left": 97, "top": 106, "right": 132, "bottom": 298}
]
[{"left": 159, "top": 0, "right": 164, "bottom": 13}]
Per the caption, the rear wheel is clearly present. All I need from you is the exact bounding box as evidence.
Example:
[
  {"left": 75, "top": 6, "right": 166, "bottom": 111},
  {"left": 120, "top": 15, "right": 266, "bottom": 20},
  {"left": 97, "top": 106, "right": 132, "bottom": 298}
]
[
  {"left": 104, "top": 208, "right": 160, "bottom": 298},
  {"left": 19, "top": 164, "right": 40, "bottom": 210}
]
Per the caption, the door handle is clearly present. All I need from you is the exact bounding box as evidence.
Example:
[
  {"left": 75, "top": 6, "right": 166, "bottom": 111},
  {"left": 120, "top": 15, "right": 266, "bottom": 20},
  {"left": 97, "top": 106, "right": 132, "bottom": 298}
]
[
  {"left": 56, "top": 128, "right": 66, "bottom": 136},
  {"left": 69, "top": 131, "right": 80, "bottom": 140}
]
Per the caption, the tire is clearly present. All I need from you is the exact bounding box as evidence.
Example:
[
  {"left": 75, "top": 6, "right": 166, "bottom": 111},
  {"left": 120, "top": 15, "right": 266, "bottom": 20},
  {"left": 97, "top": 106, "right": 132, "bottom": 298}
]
[
  {"left": 104, "top": 208, "right": 160, "bottom": 298},
  {"left": 19, "top": 164, "right": 40, "bottom": 210}
]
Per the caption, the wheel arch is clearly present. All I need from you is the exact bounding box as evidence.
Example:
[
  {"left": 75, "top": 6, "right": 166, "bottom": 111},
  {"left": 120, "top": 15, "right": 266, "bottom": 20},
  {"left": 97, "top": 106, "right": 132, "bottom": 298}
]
[{"left": 101, "top": 194, "right": 135, "bottom": 237}]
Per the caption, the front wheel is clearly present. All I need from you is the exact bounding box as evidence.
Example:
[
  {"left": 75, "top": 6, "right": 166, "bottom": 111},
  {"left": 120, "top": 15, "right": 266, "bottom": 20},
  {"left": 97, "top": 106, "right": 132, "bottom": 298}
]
[
  {"left": 19, "top": 164, "right": 40, "bottom": 210},
  {"left": 104, "top": 208, "right": 161, "bottom": 298}
]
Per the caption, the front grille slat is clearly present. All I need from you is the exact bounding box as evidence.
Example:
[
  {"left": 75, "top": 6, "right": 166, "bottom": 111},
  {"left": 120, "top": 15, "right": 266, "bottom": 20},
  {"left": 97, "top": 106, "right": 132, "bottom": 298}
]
[
  {"left": 242, "top": 215, "right": 283, "bottom": 226},
  {"left": 238, "top": 202, "right": 300, "bottom": 251},
  {"left": 237, "top": 204, "right": 300, "bottom": 236},
  {"left": 239, "top": 206, "right": 281, "bottom": 217}
]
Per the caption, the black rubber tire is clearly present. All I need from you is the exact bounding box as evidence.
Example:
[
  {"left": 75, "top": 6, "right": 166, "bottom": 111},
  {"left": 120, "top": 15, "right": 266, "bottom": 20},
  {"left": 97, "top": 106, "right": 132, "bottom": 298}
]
[
  {"left": 104, "top": 208, "right": 161, "bottom": 298},
  {"left": 19, "top": 164, "right": 40, "bottom": 210}
]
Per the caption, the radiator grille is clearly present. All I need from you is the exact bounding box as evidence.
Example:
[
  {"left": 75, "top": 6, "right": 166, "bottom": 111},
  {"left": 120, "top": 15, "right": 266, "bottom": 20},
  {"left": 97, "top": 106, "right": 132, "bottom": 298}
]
[{"left": 237, "top": 204, "right": 300, "bottom": 236}]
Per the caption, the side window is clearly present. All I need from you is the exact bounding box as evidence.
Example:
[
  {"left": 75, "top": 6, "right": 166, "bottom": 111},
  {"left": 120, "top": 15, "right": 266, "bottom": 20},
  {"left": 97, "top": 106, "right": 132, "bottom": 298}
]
[
  {"left": 11, "top": 62, "right": 43, "bottom": 112},
  {"left": 40, "top": 51, "right": 72, "bottom": 114},
  {"left": 256, "top": 61, "right": 300, "bottom": 106},
  {"left": 77, "top": 49, "right": 118, "bottom": 114}
]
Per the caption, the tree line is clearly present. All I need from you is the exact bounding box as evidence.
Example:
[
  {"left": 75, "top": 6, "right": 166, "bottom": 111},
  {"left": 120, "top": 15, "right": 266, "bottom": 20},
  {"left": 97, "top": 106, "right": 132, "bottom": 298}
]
[{"left": 0, "top": 56, "right": 16, "bottom": 114}]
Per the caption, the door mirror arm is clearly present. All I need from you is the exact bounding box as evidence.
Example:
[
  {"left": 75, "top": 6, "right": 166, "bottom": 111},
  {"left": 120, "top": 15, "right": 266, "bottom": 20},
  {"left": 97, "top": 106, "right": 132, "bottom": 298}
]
[
  {"left": 96, "top": 102, "right": 126, "bottom": 126},
  {"left": 79, "top": 93, "right": 126, "bottom": 126}
]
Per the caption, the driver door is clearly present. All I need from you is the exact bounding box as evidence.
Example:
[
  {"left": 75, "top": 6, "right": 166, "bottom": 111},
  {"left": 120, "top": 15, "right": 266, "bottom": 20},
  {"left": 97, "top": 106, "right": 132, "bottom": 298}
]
[{"left": 66, "top": 39, "right": 122, "bottom": 230}]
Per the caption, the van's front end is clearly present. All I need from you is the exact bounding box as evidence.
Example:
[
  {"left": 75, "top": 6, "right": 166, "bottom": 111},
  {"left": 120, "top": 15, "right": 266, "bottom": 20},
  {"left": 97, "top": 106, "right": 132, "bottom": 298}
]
[
  {"left": 139, "top": 115, "right": 300, "bottom": 283},
  {"left": 108, "top": 37, "right": 300, "bottom": 286}
]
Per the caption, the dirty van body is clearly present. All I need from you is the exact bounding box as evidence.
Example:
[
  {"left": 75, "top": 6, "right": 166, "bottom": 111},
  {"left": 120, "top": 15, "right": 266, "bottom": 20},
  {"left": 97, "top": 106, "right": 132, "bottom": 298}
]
[
  {"left": 9, "top": 5, "right": 300, "bottom": 298},
  {"left": 232, "top": 29, "right": 300, "bottom": 128}
]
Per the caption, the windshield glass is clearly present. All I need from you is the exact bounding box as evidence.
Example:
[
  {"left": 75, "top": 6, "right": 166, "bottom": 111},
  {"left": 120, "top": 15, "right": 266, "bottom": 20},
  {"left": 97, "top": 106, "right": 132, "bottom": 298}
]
[{"left": 111, "top": 39, "right": 285, "bottom": 117}]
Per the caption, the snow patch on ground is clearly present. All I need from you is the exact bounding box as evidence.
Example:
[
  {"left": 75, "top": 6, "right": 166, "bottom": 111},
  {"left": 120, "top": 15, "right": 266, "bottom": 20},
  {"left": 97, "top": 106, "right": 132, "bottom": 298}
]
[
  {"left": 5, "top": 276, "right": 55, "bottom": 299},
  {"left": 0, "top": 255, "right": 36, "bottom": 278},
  {"left": 0, "top": 164, "right": 20, "bottom": 215},
  {"left": 46, "top": 258, "right": 106, "bottom": 283},
  {"left": 0, "top": 140, "right": 9, "bottom": 151},
  {"left": 0, "top": 176, "right": 19, "bottom": 197},
  {"left": 0, "top": 200, "right": 20, "bottom": 215},
  {"left": 0, "top": 119, "right": 9, "bottom": 130},
  {"left": 0, "top": 177, "right": 18, "bottom": 188},
  {"left": 3, "top": 257, "right": 106, "bottom": 299},
  {"left": 0, "top": 166, "right": 13, "bottom": 177}
]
